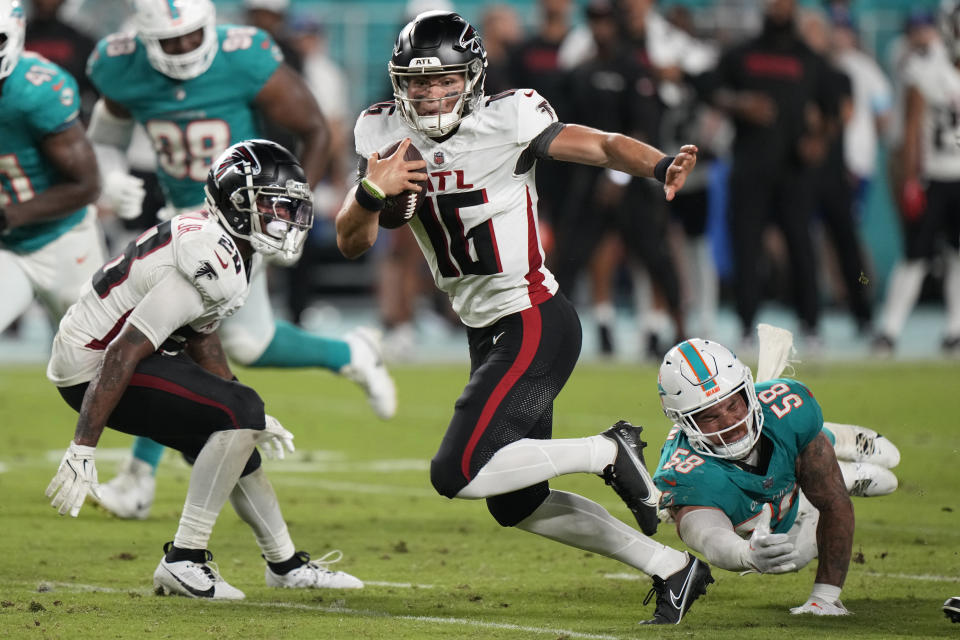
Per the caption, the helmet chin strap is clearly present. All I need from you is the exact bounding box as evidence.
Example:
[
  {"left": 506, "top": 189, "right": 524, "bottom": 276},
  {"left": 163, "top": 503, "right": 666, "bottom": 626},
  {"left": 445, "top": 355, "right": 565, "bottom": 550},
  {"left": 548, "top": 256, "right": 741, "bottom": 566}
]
[{"left": 415, "top": 95, "right": 466, "bottom": 137}]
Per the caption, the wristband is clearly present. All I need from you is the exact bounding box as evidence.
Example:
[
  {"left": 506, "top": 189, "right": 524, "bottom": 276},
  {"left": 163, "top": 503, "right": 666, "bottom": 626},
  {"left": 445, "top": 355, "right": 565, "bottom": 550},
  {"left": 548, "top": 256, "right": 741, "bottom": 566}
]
[
  {"left": 354, "top": 183, "right": 385, "bottom": 212},
  {"left": 0, "top": 207, "right": 7, "bottom": 234},
  {"left": 653, "top": 155, "right": 675, "bottom": 183},
  {"left": 360, "top": 177, "right": 386, "bottom": 200}
]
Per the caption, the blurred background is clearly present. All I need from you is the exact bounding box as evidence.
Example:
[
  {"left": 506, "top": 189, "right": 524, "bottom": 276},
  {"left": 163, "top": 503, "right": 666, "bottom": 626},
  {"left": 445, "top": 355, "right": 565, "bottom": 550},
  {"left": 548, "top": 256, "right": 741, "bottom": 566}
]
[{"left": 4, "top": 0, "right": 955, "bottom": 364}]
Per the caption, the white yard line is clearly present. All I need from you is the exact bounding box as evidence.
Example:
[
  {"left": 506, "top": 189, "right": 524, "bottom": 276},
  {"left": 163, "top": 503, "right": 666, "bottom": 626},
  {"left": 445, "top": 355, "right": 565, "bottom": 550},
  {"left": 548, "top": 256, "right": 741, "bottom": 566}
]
[{"left": 29, "top": 581, "right": 623, "bottom": 640}]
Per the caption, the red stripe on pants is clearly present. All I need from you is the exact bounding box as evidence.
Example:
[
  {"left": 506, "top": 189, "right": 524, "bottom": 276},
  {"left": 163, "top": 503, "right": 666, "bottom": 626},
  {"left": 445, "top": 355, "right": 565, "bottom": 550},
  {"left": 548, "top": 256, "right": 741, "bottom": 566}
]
[
  {"left": 129, "top": 373, "right": 240, "bottom": 427},
  {"left": 460, "top": 306, "right": 542, "bottom": 481}
]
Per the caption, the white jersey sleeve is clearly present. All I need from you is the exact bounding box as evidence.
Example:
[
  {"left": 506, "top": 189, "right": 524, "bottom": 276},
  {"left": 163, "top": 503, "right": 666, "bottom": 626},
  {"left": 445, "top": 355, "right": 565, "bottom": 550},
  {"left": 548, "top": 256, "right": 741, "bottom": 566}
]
[
  {"left": 173, "top": 216, "right": 250, "bottom": 332},
  {"left": 513, "top": 89, "right": 560, "bottom": 145}
]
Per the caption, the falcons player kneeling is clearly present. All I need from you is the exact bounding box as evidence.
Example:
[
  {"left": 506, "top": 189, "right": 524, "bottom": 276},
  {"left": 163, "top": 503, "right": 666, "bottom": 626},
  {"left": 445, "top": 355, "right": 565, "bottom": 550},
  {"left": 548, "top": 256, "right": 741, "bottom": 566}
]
[{"left": 46, "top": 139, "right": 363, "bottom": 598}]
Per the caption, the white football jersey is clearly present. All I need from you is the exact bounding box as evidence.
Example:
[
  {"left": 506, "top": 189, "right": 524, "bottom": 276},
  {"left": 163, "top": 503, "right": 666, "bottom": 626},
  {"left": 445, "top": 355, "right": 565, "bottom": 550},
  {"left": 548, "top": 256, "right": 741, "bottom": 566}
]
[
  {"left": 354, "top": 90, "right": 560, "bottom": 328},
  {"left": 903, "top": 52, "right": 960, "bottom": 181},
  {"left": 47, "top": 212, "right": 250, "bottom": 386}
]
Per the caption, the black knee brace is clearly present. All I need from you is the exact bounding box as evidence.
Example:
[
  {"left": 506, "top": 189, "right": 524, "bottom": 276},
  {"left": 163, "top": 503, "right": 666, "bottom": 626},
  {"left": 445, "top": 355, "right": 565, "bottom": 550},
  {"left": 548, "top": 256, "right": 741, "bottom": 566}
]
[{"left": 485, "top": 483, "right": 550, "bottom": 527}]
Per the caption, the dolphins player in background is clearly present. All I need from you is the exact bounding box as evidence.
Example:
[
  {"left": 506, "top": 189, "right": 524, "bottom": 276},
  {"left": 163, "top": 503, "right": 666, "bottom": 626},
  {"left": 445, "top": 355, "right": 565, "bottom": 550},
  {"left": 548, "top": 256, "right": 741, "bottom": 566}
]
[
  {"left": 0, "top": 0, "right": 104, "bottom": 336},
  {"left": 654, "top": 338, "right": 901, "bottom": 617},
  {"left": 84, "top": 0, "right": 396, "bottom": 519}
]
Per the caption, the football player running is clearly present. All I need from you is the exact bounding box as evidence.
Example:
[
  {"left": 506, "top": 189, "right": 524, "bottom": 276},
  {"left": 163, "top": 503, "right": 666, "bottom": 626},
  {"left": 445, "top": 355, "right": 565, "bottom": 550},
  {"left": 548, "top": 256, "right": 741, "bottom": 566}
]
[
  {"left": 0, "top": 0, "right": 104, "bottom": 336},
  {"left": 336, "top": 12, "right": 710, "bottom": 626},
  {"left": 654, "top": 338, "right": 900, "bottom": 617},
  {"left": 84, "top": 0, "right": 396, "bottom": 520},
  {"left": 46, "top": 140, "right": 363, "bottom": 599}
]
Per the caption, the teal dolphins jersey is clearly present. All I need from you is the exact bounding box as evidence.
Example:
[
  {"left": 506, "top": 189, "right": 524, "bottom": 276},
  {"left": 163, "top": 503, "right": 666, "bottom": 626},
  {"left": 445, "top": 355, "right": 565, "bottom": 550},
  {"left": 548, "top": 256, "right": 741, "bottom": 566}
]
[
  {"left": 0, "top": 52, "right": 86, "bottom": 254},
  {"left": 87, "top": 25, "right": 282, "bottom": 208},
  {"left": 653, "top": 378, "right": 823, "bottom": 535}
]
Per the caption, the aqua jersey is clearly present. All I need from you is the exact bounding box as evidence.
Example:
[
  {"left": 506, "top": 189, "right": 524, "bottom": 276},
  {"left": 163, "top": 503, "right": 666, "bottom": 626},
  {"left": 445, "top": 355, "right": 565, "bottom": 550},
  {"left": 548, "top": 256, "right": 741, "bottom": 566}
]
[
  {"left": 0, "top": 52, "right": 86, "bottom": 254},
  {"left": 653, "top": 378, "right": 823, "bottom": 535},
  {"left": 87, "top": 25, "right": 282, "bottom": 208}
]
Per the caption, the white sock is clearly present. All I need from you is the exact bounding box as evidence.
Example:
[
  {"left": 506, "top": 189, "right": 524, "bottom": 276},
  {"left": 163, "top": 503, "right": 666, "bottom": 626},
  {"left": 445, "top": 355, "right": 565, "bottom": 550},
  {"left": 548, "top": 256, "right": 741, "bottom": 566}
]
[
  {"left": 878, "top": 260, "right": 926, "bottom": 339},
  {"left": 516, "top": 490, "right": 687, "bottom": 578},
  {"left": 943, "top": 252, "right": 960, "bottom": 337},
  {"left": 172, "top": 429, "right": 259, "bottom": 551},
  {"left": 456, "top": 436, "right": 617, "bottom": 499},
  {"left": 229, "top": 467, "right": 296, "bottom": 563}
]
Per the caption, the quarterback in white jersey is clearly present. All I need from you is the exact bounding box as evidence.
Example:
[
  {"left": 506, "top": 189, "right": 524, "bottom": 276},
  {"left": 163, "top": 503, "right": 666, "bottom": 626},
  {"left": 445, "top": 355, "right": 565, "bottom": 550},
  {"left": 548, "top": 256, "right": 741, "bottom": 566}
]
[
  {"left": 337, "top": 11, "right": 711, "bottom": 626},
  {"left": 46, "top": 140, "right": 363, "bottom": 599},
  {"left": 873, "top": 3, "right": 960, "bottom": 354}
]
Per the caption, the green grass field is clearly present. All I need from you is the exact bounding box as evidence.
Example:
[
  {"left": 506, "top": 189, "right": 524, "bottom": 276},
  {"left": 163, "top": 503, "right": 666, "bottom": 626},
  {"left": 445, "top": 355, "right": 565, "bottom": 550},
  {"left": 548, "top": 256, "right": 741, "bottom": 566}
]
[{"left": 1, "top": 360, "right": 958, "bottom": 639}]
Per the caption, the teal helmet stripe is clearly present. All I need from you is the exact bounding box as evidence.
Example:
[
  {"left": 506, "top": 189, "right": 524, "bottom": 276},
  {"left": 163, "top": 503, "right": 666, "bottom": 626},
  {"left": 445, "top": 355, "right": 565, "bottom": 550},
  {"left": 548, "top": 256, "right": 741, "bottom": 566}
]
[
  {"left": 678, "top": 341, "right": 717, "bottom": 391},
  {"left": 166, "top": 0, "right": 180, "bottom": 20}
]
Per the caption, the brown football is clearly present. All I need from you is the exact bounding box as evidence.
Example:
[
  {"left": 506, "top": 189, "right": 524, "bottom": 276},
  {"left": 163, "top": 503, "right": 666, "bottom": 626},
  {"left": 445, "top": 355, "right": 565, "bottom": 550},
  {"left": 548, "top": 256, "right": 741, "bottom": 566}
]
[{"left": 376, "top": 140, "right": 428, "bottom": 229}]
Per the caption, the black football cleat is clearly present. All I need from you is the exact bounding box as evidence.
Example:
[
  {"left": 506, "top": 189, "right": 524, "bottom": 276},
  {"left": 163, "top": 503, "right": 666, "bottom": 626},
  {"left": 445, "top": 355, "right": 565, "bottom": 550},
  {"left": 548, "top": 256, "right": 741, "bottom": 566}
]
[
  {"left": 639, "top": 554, "right": 714, "bottom": 625},
  {"left": 945, "top": 597, "right": 960, "bottom": 623},
  {"left": 599, "top": 420, "right": 659, "bottom": 535}
]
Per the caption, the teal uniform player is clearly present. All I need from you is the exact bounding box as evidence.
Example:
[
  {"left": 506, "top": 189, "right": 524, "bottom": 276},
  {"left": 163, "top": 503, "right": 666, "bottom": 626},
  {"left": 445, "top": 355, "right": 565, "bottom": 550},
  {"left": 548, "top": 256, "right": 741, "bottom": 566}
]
[
  {"left": 1, "top": 54, "right": 87, "bottom": 250},
  {"left": 654, "top": 378, "right": 823, "bottom": 535},
  {"left": 87, "top": 24, "right": 281, "bottom": 209},
  {"left": 0, "top": 0, "right": 104, "bottom": 335}
]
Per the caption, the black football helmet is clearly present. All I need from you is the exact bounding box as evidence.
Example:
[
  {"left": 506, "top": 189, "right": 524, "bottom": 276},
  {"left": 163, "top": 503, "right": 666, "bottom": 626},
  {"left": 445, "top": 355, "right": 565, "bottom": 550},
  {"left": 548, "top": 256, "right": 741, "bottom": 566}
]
[
  {"left": 389, "top": 11, "right": 487, "bottom": 137},
  {"left": 204, "top": 139, "right": 313, "bottom": 260}
]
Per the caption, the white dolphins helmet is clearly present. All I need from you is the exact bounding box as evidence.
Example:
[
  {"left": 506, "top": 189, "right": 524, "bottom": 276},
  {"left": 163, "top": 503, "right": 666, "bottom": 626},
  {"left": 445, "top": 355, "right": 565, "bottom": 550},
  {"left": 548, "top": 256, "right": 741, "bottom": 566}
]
[
  {"left": 658, "top": 338, "right": 764, "bottom": 460},
  {"left": 0, "top": 0, "right": 25, "bottom": 80},
  {"left": 133, "top": 0, "right": 218, "bottom": 80}
]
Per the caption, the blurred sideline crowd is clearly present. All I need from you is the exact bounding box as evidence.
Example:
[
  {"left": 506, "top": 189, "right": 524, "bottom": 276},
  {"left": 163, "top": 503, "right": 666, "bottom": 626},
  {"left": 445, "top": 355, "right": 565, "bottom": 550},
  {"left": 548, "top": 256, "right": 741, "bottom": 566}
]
[{"left": 6, "top": 0, "right": 960, "bottom": 362}]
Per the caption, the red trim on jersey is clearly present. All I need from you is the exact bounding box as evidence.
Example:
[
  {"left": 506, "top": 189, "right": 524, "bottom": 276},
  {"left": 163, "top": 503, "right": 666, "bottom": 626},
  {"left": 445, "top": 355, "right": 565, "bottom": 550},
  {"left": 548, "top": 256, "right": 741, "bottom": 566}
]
[
  {"left": 524, "top": 186, "right": 551, "bottom": 305},
  {"left": 128, "top": 373, "right": 239, "bottom": 427},
  {"left": 461, "top": 306, "right": 542, "bottom": 481},
  {"left": 84, "top": 309, "right": 134, "bottom": 350}
]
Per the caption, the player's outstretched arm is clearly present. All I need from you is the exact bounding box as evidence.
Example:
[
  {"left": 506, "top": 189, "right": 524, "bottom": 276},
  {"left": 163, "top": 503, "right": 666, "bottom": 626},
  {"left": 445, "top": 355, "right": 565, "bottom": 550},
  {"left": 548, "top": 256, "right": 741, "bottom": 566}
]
[
  {"left": 545, "top": 124, "right": 697, "bottom": 201},
  {"left": 256, "top": 64, "right": 330, "bottom": 187},
  {"left": 796, "top": 432, "right": 854, "bottom": 589},
  {"left": 73, "top": 323, "right": 156, "bottom": 447},
  {"left": 2, "top": 122, "right": 100, "bottom": 231},
  {"left": 676, "top": 505, "right": 799, "bottom": 573}
]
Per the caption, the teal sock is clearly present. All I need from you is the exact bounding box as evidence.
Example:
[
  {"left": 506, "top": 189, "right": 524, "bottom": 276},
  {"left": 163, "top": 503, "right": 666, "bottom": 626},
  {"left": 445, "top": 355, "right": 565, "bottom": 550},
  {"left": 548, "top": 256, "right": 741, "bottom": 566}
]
[
  {"left": 132, "top": 437, "right": 165, "bottom": 473},
  {"left": 251, "top": 319, "right": 351, "bottom": 371},
  {"left": 820, "top": 426, "right": 836, "bottom": 447}
]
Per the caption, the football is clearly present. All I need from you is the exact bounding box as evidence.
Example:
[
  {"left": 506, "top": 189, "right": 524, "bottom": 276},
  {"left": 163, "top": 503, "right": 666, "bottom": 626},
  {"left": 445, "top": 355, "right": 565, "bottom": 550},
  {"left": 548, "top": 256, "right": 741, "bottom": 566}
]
[{"left": 376, "top": 140, "right": 427, "bottom": 229}]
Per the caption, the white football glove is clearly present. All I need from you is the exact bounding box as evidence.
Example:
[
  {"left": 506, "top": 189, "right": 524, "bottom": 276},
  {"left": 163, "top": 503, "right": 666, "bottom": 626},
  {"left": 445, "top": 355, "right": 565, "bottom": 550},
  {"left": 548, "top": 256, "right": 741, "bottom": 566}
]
[
  {"left": 746, "top": 521, "right": 800, "bottom": 574},
  {"left": 102, "top": 171, "right": 146, "bottom": 220},
  {"left": 790, "top": 583, "right": 850, "bottom": 616},
  {"left": 45, "top": 442, "right": 101, "bottom": 517},
  {"left": 258, "top": 414, "right": 295, "bottom": 460}
]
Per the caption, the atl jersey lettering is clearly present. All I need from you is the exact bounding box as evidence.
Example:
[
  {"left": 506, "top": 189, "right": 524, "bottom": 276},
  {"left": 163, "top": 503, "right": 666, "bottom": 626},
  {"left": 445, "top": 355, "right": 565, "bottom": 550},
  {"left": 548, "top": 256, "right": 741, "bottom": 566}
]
[
  {"left": 87, "top": 25, "right": 282, "bottom": 208},
  {"left": 0, "top": 52, "right": 86, "bottom": 253},
  {"left": 353, "top": 89, "right": 560, "bottom": 328},
  {"left": 47, "top": 212, "right": 250, "bottom": 387},
  {"left": 653, "top": 378, "right": 823, "bottom": 535},
  {"left": 903, "top": 50, "right": 960, "bottom": 181}
]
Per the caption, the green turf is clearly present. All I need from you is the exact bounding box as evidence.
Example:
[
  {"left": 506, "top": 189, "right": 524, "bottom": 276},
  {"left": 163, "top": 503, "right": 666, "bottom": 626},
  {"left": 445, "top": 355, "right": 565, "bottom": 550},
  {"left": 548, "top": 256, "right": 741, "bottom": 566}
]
[{"left": 0, "top": 361, "right": 958, "bottom": 638}]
